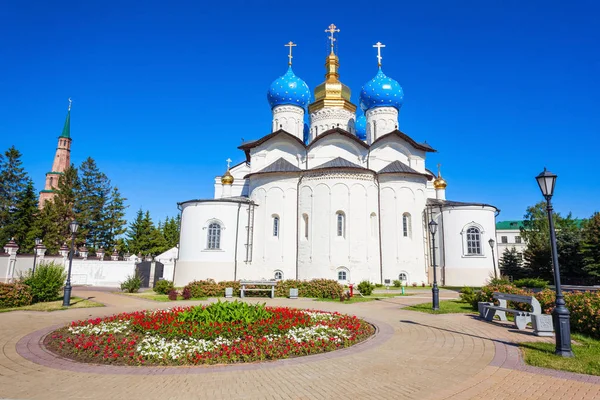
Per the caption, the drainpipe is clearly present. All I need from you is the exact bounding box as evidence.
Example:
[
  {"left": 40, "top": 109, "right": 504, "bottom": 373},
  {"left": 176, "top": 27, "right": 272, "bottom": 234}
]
[
  {"left": 173, "top": 203, "right": 183, "bottom": 282},
  {"left": 233, "top": 202, "right": 241, "bottom": 281},
  {"left": 375, "top": 174, "right": 384, "bottom": 284},
  {"left": 296, "top": 173, "right": 305, "bottom": 281}
]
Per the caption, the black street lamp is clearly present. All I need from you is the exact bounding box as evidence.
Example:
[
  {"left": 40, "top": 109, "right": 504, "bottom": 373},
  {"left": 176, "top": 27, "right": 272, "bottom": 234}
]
[
  {"left": 32, "top": 238, "right": 42, "bottom": 274},
  {"left": 488, "top": 238, "right": 498, "bottom": 279},
  {"left": 536, "top": 168, "right": 574, "bottom": 357},
  {"left": 428, "top": 219, "right": 440, "bottom": 311},
  {"left": 62, "top": 220, "right": 79, "bottom": 307}
]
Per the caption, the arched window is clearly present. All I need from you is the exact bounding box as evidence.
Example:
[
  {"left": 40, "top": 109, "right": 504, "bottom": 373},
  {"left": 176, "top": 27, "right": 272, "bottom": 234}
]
[
  {"left": 274, "top": 270, "right": 283, "bottom": 280},
  {"left": 338, "top": 270, "right": 347, "bottom": 281},
  {"left": 49, "top": 177, "right": 53, "bottom": 187},
  {"left": 466, "top": 227, "right": 482, "bottom": 255},
  {"left": 336, "top": 212, "right": 345, "bottom": 237},
  {"left": 273, "top": 215, "right": 280, "bottom": 237},
  {"left": 402, "top": 213, "right": 412, "bottom": 238},
  {"left": 370, "top": 212, "right": 377, "bottom": 238},
  {"left": 303, "top": 213, "right": 309, "bottom": 239},
  {"left": 207, "top": 223, "right": 221, "bottom": 249},
  {"left": 399, "top": 272, "right": 408, "bottom": 282}
]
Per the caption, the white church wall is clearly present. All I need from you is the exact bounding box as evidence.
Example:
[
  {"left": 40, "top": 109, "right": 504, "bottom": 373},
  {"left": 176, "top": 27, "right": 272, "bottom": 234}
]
[
  {"left": 214, "top": 163, "right": 250, "bottom": 198},
  {"left": 365, "top": 106, "right": 398, "bottom": 143},
  {"left": 272, "top": 105, "right": 305, "bottom": 140},
  {"left": 379, "top": 176, "right": 429, "bottom": 285},
  {"left": 369, "top": 138, "right": 426, "bottom": 173},
  {"left": 243, "top": 175, "right": 298, "bottom": 281},
  {"left": 175, "top": 200, "right": 248, "bottom": 286},
  {"left": 249, "top": 137, "right": 305, "bottom": 173},
  {"left": 309, "top": 108, "right": 355, "bottom": 140},
  {"left": 298, "top": 172, "right": 380, "bottom": 284},
  {"left": 307, "top": 135, "right": 367, "bottom": 169},
  {"left": 436, "top": 206, "right": 497, "bottom": 287}
]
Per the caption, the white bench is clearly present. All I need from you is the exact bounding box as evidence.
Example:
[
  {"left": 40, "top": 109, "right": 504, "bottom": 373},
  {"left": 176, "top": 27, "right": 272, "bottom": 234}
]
[
  {"left": 479, "top": 292, "right": 553, "bottom": 336},
  {"left": 240, "top": 281, "right": 276, "bottom": 299}
]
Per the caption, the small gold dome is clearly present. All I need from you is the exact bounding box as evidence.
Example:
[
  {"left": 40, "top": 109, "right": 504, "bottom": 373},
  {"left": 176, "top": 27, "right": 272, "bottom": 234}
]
[
  {"left": 433, "top": 163, "right": 447, "bottom": 189},
  {"left": 433, "top": 176, "right": 447, "bottom": 190},
  {"left": 221, "top": 169, "right": 234, "bottom": 185}
]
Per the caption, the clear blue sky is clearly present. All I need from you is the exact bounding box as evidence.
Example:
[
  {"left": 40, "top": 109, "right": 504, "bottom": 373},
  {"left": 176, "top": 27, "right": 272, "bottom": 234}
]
[{"left": 1, "top": 0, "right": 598, "bottom": 225}]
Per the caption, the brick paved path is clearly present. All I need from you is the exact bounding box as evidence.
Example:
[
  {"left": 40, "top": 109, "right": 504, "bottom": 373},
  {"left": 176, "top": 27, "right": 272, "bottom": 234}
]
[{"left": 1, "top": 289, "right": 599, "bottom": 400}]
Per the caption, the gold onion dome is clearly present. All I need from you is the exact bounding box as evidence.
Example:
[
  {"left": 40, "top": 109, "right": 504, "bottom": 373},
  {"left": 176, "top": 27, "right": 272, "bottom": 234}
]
[
  {"left": 221, "top": 169, "right": 234, "bottom": 185},
  {"left": 433, "top": 165, "right": 447, "bottom": 189}
]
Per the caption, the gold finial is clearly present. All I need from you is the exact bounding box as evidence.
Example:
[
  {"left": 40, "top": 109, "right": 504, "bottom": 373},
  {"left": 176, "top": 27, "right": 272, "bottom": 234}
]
[
  {"left": 434, "top": 163, "right": 447, "bottom": 189},
  {"left": 373, "top": 42, "right": 386, "bottom": 67},
  {"left": 68, "top": 97, "right": 72, "bottom": 111},
  {"left": 221, "top": 159, "right": 234, "bottom": 185},
  {"left": 325, "top": 23, "right": 340, "bottom": 53},
  {"left": 285, "top": 41, "right": 296, "bottom": 66}
]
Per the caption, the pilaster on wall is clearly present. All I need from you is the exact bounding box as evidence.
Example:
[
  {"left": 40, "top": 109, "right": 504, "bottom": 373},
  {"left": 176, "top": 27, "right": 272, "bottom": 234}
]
[
  {"left": 272, "top": 105, "right": 305, "bottom": 140},
  {"left": 309, "top": 108, "right": 355, "bottom": 141},
  {"left": 366, "top": 107, "right": 399, "bottom": 144}
]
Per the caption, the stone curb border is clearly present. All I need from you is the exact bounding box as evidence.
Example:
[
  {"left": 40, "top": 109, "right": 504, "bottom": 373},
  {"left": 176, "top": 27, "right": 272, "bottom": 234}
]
[
  {"left": 490, "top": 341, "right": 600, "bottom": 384},
  {"left": 16, "top": 317, "right": 393, "bottom": 375}
]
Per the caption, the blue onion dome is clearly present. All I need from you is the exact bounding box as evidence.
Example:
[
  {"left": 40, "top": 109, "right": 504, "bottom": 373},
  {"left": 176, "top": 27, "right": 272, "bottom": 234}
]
[
  {"left": 359, "top": 67, "right": 404, "bottom": 112},
  {"left": 267, "top": 66, "right": 311, "bottom": 109},
  {"left": 355, "top": 115, "right": 367, "bottom": 140}
]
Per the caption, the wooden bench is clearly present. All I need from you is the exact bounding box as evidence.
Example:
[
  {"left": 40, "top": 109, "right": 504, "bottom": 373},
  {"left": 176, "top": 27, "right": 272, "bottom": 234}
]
[
  {"left": 240, "top": 281, "right": 276, "bottom": 299},
  {"left": 479, "top": 292, "right": 542, "bottom": 330}
]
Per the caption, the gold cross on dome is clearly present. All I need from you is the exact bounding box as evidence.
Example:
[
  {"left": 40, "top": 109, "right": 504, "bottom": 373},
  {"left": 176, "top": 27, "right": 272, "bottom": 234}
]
[
  {"left": 373, "top": 42, "right": 386, "bottom": 66},
  {"left": 226, "top": 158, "right": 232, "bottom": 169},
  {"left": 285, "top": 41, "right": 296, "bottom": 66},
  {"left": 325, "top": 23, "right": 340, "bottom": 52},
  {"left": 437, "top": 163, "right": 442, "bottom": 176}
]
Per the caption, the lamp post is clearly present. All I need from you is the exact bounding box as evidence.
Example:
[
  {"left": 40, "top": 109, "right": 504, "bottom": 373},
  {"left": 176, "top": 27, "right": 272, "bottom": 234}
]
[
  {"left": 32, "top": 238, "right": 42, "bottom": 274},
  {"left": 536, "top": 168, "right": 573, "bottom": 357},
  {"left": 62, "top": 220, "right": 79, "bottom": 307},
  {"left": 428, "top": 219, "right": 440, "bottom": 311},
  {"left": 488, "top": 238, "right": 498, "bottom": 279}
]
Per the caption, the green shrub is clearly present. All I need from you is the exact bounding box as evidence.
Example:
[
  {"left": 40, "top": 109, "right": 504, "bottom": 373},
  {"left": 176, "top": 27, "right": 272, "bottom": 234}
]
[
  {"left": 184, "top": 279, "right": 223, "bottom": 298},
  {"left": 512, "top": 278, "right": 549, "bottom": 289},
  {"left": 178, "top": 300, "right": 272, "bottom": 324},
  {"left": 375, "top": 283, "right": 383, "bottom": 288},
  {"left": 459, "top": 286, "right": 477, "bottom": 304},
  {"left": 168, "top": 289, "right": 178, "bottom": 300},
  {"left": 20, "top": 262, "right": 66, "bottom": 303},
  {"left": 357, "top": 280, "right": 375, "bottom": 296},
  {"left": 393, "top": 280, "right": 402, "bottom": 288},
  {"left": 120, "top": 273, "right": 142, "bottom": 293},
  {"left": 154, "top": 279, "right": 174, "bottom": 295},
  {"left": 0, "top": 282, "right": 33, "bottom": 308},
  {"left": 182, "top": 287, "right": 192, "bottom": 300},
  {"left": 487, "top": 277, "right": 511, "bottom": 286}
]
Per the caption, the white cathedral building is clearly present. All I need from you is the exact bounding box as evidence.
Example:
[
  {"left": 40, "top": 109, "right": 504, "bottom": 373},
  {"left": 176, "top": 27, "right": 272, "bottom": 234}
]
[{"left": 173, "top": 26, "right": 499, "bottom": 288}]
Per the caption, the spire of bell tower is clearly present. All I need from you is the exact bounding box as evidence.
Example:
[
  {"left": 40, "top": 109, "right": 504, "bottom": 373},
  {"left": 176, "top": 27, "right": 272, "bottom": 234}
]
[{"left": 39, "top": 99, "right": 74, "bottom": 208}]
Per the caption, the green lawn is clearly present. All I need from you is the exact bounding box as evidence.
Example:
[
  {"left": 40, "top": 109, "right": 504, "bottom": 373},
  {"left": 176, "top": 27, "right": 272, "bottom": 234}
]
[
  {"left": 314, "top": 293, "right": 410, "bottom": 304},
  {"left": 0, "top": 296, "right": 104, "bottom": 313},
  {"left": 120, "top": 292, "right": 207, "bottom": 302},
  {"left": 404, "top": 299, "right": 477, "bottom": 314},
  {"left": 521, "top": 334, "right": 600, "bottom": 376}
]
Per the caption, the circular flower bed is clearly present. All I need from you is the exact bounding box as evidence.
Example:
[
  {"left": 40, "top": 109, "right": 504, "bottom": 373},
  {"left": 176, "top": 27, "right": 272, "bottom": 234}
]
[{"left": 44, "top": 301, "right": 375, "bottom": 365}]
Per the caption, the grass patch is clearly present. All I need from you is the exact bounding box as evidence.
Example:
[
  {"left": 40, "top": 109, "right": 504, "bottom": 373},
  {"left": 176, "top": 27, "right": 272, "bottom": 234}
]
[
  {"left": 521, "top": 334, "right": 600, "bottom": 376},
  {"left": 314, "top": 293, "right": 410, "bottom": 304},
  {"left": 404, "top": 299, "right": 477, "bottom": 314},
  {"left": 120, "top": 292, "right": 208, "bottom": 302},
  {"left": 0, "top": 296, "right": 104, "bottom": 313}
]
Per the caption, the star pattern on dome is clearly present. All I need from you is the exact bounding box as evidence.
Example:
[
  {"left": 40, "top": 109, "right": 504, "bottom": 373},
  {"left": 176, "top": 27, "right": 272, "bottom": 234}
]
[
  {"left": 359, "top": 68, "right": 404, "bottom": 112},
  {"left": 267, "top": 67, "right": 311, "bottom": 109},
  {"left": 355, "top": 114, "right": 367, "bottom": 140}
]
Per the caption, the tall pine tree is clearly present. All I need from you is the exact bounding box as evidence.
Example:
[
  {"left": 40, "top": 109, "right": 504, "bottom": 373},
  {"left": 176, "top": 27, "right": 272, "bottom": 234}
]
[
  {"left": 581, "top": 212, "right": 600, "bottom": 278},
  {"left": 11, "top": 179, "right": 39, "bottom": 253},
  {"left": 76, "top": 157, "right": 111, "bottom": 250},
  {"left": 0, "top": 146, "right": 29, "bottom": 245},
  {"left": 102, "top": 187, "right": 128, "bottom": 251}
]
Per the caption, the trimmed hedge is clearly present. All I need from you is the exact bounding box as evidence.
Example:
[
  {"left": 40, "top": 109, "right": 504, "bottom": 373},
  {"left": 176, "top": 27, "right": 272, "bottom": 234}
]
[
  {"left": 461, "top": 284, "right": 600, "bottom": 339},
  {"left": 183, "top": 279, "right": 343, "bottom": 300},
  {"left": 0, "top": 282, "right": 33, "bottom": 308}
]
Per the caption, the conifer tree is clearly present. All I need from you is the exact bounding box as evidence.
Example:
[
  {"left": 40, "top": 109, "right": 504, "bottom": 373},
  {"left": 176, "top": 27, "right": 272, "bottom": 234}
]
[
  {"left": 499, "top": 247, "right": 525, "bottom": 279},
  {"left": 50, "top": 165, "right": 81, "bottom": 248},
  {"left": 102, "top": 187, "right": 128, "bottom": 251},
  {"left": 162, "top": 216, "right": 180, "bottom": 249},
  {"left": 76, "top": 157, "right": 111, "bottom": 250},
  {"left": 28, "top": 200, "right": 62, "bottom": 254},
  {"left": 126, "top": 209, "right": 146, "bottom": 255},
  {"left": 0, "top": 146, "right": 28, "bottom": 245},
  {"left": 11, "top": 180, "right": 39, "bottom": 252},
  {"left": 581, "top": 212, "right": 600, "bottom": 277}
]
